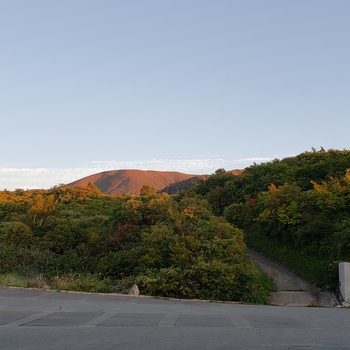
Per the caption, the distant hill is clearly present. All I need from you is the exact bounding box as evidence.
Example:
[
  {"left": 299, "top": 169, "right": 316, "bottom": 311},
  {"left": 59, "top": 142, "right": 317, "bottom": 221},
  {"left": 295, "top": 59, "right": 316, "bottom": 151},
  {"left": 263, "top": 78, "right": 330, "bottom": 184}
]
[
  {"left": 226, "top": 169, "right": 244, "bottom": 176},
  {"left": 158, "top": 175, "right": 208, "bottom": 195},
  {"left": 67, "top": 169, "right": 197, "bottom": 196},
  {"left": 67, "top": 169, "right": 244, "bottom": 196},
  {"left": 161, "top": 169, "right": 244, "bottom": 194}
]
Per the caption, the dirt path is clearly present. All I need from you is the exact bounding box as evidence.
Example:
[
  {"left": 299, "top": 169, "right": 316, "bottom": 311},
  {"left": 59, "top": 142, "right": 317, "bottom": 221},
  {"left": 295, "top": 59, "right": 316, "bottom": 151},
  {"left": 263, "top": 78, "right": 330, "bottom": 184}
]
[{"left": 246, "top": 248, "right": 334, "bottom": 306}]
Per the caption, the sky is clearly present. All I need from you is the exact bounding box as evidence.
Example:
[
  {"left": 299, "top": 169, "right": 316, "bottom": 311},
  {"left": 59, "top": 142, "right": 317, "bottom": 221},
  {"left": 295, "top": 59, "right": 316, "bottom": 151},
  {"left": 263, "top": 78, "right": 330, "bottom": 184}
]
[{"left": 1, "top": 0, "right": 349, "bottom": 190}]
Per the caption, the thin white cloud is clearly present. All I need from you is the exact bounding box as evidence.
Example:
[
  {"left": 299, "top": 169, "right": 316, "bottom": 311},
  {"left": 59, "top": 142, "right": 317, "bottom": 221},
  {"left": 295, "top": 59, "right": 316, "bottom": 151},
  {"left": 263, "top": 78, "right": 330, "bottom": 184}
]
[
  {"left": 90, "top": 158, "right": 229, "bottom": 172},
  {"left": 233, "top": 157, "right": 273, "bottom": 163},
  {"left": 0, "top": 156, "right": 277, "bottom": 190},
  {"left": 0, "top": 167, "right": 91, "bottom": 190}
]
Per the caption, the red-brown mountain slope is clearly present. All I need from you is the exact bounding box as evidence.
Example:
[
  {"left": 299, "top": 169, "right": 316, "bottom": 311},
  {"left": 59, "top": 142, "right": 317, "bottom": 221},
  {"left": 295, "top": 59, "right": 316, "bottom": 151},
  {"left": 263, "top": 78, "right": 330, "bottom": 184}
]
[{"left": 67, "top": 169, "right": 196, "bottom": 196}]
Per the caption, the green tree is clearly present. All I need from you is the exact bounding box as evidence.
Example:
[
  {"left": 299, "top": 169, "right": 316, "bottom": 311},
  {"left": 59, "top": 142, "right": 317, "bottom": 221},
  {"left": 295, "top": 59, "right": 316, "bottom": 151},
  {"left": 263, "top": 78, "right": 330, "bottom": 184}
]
[
  {"left": 29, "top": 194, "right": 57, "bottom": 226},
  {"left": 139, "top": 185, "right": 156, "bottom": 196},
  {"left": 0, "top": 221, "right": 37, "bottom": 246}
]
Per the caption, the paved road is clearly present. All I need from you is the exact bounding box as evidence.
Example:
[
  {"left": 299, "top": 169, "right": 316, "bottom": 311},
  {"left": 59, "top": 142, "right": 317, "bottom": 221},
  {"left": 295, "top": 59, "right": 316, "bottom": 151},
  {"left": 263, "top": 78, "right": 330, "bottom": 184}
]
[
  {"left": 247, "top": 249, "right": 316, "bottom": 292},
  {"left": 246, "top": 249, "right": 334, "bottom": 307},
  {"left": 0, "top": 287, "right": 349, "bottom": 349}
]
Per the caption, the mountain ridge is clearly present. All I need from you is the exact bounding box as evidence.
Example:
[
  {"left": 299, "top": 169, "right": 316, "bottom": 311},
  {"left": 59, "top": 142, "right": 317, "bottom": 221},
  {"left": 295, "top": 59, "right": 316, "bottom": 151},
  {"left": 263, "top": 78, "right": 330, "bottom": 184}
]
[
  {"left": 67, "top": 169, "right": 197, "bottom": 196},
  {"left": 68, "top": 169, "right": 244, "bottom": 196}
]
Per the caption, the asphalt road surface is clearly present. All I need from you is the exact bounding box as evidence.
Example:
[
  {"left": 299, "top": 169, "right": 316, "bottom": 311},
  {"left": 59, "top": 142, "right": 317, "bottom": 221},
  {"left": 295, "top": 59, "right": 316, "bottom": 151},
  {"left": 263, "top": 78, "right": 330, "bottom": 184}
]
[
  {"left": 246, "top": 249, "right": 334, "bottom": 307},
  {"left": 0, "top": 287, "right": 349, "bottom": 350}
]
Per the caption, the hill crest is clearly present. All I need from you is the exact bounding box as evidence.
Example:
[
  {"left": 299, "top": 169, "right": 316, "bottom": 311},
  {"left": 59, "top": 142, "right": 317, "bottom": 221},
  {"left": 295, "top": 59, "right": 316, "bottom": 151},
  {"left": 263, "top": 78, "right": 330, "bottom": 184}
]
[{"left": 67, "top": 169, "right": 197, "bottom": 195}]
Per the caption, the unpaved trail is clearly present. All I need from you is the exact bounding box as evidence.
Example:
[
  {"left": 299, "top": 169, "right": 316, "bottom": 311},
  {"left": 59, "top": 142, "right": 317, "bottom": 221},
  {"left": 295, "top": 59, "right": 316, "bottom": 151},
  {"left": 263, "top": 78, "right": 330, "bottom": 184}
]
[{"left": 246, "top": 248, "right": 334, "bottom": 306}]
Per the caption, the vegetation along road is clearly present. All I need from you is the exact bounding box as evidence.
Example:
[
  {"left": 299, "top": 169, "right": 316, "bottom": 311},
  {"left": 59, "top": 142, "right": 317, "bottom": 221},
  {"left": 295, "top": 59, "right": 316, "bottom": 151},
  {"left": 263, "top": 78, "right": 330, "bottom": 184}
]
[{"left": 1, "top": 149, "right": 350, "bottom": 306}]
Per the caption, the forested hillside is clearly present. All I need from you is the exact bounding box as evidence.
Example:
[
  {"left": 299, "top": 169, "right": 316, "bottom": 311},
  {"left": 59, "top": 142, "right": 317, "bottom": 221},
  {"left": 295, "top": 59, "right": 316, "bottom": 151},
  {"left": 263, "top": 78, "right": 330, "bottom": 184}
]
[
  {"left": 0, "top": 183, "right": 272, "bottom": 303},
  {"left": 2, "top": 148, "right": 348, "bottom": 300},
  {"left": 188, "top": 148, "right": 350, "bottom": 289}
]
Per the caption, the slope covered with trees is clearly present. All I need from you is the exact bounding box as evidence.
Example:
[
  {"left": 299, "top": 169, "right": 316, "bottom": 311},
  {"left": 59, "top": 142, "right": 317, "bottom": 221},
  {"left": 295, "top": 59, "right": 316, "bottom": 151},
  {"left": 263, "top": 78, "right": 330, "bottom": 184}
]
[
  {"left": 187, "top": 148, "right": 350, "bottom": 289},
  {"left": 0, "top": 184, "right": 272, "bottom": 303},
  {"left": 3, "top": 148, "right": 347, "bottom": 299}
]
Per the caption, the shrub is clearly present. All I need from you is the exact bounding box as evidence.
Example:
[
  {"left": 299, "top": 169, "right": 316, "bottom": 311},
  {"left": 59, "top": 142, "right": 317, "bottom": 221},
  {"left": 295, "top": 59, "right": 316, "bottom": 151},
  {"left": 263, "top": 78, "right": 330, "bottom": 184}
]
[
  {"left": 0, "top": 273, "right": 31, "bottom": 288},
  {"left": 49, "top": 273, "right": 113, "bottom": 293},
  {"left": 0, "top": 244, "right": 68, "bottom": 277}
]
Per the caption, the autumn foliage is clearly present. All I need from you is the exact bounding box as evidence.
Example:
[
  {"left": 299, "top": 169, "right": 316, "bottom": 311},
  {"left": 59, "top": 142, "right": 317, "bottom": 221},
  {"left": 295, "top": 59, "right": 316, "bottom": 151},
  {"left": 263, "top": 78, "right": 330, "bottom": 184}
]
[
  {"left": 0, "top": 183, "right": 272, "bottom": 303},
  {"left": 190, "top": 148, "right": 350, "bottom": 289}
]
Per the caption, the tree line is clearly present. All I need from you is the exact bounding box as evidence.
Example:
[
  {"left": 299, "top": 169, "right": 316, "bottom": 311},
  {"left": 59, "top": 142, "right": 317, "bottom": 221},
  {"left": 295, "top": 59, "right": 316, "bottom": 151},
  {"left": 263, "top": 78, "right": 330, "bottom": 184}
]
[
  {"left": 0, "top": 183, "right": 272, "bottom": 303},
  {"left": 189, "top": 148, "right": 350, "bottom": 288},
  {"left": 2, "top": 148, "right": 348, "bottom": 298}
]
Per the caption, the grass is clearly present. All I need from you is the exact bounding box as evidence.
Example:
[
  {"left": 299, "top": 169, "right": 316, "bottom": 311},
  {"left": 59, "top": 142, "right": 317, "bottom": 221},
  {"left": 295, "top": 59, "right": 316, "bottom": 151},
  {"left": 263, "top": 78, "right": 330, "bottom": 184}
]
[
  {"left": 48, "top": 274, "right": 113, "bottom": 293},
  {"left": 0, "top": 272, "right": 114, "bottom": 294},
  {"left": 0, "top": 273, "right": 31, "bottom": 288}
]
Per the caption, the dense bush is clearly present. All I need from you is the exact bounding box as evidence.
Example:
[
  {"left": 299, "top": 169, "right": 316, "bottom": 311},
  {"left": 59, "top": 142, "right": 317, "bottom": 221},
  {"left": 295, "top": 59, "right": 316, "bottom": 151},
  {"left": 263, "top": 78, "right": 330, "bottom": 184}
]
[
  {"left": 0, "top": 244, "right": 67, "bottom": 277},
  {"left": 96, "top": 193, "right": 274, "bottom": 303},
  {"left": 190, "top": 149, "right": 350, "bottom": 290},
  {"left": 0, "top": 185, "right": 274, "bottom": 303}
]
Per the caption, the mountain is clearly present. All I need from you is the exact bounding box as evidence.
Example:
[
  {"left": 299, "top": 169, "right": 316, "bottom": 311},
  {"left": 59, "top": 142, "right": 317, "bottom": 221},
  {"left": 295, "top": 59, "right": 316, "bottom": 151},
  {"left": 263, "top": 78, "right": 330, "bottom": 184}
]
[
  {"left": 67, "top": 169, "right": 197, "bottom": 196},
  {"left": 159, "top": 169, "right": 244, "bottom": 195},
  {"left": 158, "top": 175, "right": 208, "bottom": 195}
]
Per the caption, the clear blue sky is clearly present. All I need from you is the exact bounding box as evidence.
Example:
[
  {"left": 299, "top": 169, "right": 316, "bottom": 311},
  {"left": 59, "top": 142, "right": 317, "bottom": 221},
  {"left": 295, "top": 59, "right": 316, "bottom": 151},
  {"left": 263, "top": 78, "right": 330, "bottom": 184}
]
[{"left": 1, "top": 0, "right": 349, "bottom": 189}]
